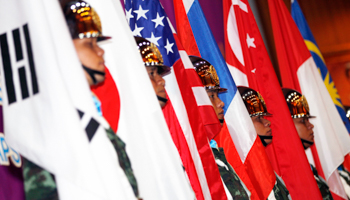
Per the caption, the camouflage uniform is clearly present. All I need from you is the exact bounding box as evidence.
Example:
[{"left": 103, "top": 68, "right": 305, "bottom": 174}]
[
  {"left": 211, "top": 147, "right": 250, "bottom": 199},
  {"left": 105, "top": 127, "right": 140, "bottom": 198},
  {"left": 272, "top": 173, "right": 291, "bottom": 200},
  {"left": 338, "top": 165, "right": 350, "bottom": 199},
  {"left": 311, "top": 165, "right": 334, "bottom": 200},
  {"left": 22, "top": 127, "right": 139, "bottom": 200},
  {"left": 339, "top": 167, "right": 350, "bottom": 186},
  {"left": 22, "top": 158, "right": 58, "bottom": 200}
]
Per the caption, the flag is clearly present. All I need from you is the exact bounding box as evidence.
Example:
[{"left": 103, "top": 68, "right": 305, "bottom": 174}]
[
  {"left": 291, "top": 0, "right": 350, "bottom": 172},
  {"left": 87, "top": 0, "right": 194, "bottom": 199},
  {"left": 268, "top": 0, "right": 350, "bottom": 199},
  {"left": 124, "top": 0, "right": 228, "bottom": 199},
  {"left": 173, "top": 0, "right": 281, "bottom": 199},
  {"left": 222, "top": 0, "right": 323, "bottom": 199},
  {"left": 90, "top": 68, "right": 120, "bottom": 133},
  {"left": 0, "top": 0, "right": 136, "bottom": 199}
]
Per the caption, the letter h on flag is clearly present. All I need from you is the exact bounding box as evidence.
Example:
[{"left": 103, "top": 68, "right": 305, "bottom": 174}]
[
  {"left": 0, "top": 24, "right": 39, "bottom": 105},
  {"left": 0, "top": 0, "right": 137, "bottom": 199}
]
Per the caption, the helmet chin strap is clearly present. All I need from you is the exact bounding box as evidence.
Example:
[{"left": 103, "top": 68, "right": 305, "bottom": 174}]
[
  {"left": 259, "top": 135, "right": 273, "bottom": 147},
  {"left": 157, "top": 95, "right": 168, "bottom": 103},
  {"left": 301, "top": 138, "right": 314, "bottom": 149},
  {"left": 83, "top": 65, "right": 105, "bottom": 85}
]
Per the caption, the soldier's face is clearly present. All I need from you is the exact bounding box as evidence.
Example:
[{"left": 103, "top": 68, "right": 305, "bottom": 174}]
[
  {"left": 146, "top": 66, "right": 167, "bottom": 108},
  {"left": 73, "top": 38, "right": 105, "bottom": 86},
  {"left": 206, "top": 90, "right": 225, "bottom": 123},
  {"left": 293, "top": 117, "right": 314, "bottom": 149},
  {"left": 251, "top": 115, "right": 272, "bottom": 145}
]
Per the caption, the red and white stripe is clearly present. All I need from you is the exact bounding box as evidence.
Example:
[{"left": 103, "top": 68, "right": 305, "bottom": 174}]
[
  {"left": 172, "top": 0, "right": 278, "bottom": 199},
  {"left": 162, "top": 21, "right": 228, "bottom": 199}
]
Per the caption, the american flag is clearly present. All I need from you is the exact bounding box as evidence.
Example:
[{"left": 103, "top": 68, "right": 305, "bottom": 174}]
[
  {"left": 125, "top": 0, "right": 179, "bottom": 67},
  {"left": 124, "top": 0, "right": 228, "bottom": 199}
]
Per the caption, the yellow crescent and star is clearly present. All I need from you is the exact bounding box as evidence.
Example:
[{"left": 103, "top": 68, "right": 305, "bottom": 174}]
[{"left": 304, "top": 39, "right": 343, "bottom": 109}]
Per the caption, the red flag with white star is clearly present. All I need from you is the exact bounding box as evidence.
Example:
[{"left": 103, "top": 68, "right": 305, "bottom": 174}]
[{"left": 224, "top": 0, "right": 322, "bottom": 199}]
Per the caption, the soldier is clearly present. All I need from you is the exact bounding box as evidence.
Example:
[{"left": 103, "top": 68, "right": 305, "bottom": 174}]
[
  {"left": 238, "top": 86, "right": 291, "bottom": 200},
  {"left": 238, "top": 87, "right": 272, "bottom": 147},
  {"left": 134, "top": 37, "right": 170, "bottom": 108},
  {"left": 282, "top": 88, "right": 333, "bottom": 200},
  {"left": 23, "top": 1, "right": 140, "bottom": 199},
  {"left": 191, "top": 56, "right": 250, "bottom": 199}
]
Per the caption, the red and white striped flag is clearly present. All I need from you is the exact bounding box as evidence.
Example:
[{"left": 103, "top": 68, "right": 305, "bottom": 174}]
[
  {"left": 224, "top": 0, "right": 323, "bottom": 199},
  {"left": 268, "top": 0, "right": 350, "bottom": 199},
  {"left": 125, "top": 0, "right": 229, "bottom": 198},
  {"left": 172, "top": 0, "right": 262, "bottom": 199},
  {"left": 172, "top": 0, "right": 288, "bottom": 199}
]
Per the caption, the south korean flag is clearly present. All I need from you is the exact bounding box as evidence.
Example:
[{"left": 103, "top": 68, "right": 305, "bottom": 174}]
[{"left": 0, "top": 0, "right": 135, "bottom": 199}]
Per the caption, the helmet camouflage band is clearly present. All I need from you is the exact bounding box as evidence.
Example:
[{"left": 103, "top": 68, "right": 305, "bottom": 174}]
[
  {"left": 64, "top": 0, "right": 110, "bottom": 41},
  {"left": 134, "top": 37, "right": 170, "bottom": 76},
  {"left": 282, "top": 88, "right": 315, "bottom": 119},
  {"left": 238, "top": 86, "right": 272, "bottom": 117},
  {"left": 189, "top": 56, "right": 227, "bottom": 93}
]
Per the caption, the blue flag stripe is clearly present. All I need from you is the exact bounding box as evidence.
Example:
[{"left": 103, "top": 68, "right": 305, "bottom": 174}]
[{"left": 187, "top": 0, "right": 237, "bottom": 114}]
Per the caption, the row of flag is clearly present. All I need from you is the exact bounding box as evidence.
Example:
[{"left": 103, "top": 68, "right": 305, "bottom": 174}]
[{"left": 0, "top": 0, "right": 349, "bottom": 199}]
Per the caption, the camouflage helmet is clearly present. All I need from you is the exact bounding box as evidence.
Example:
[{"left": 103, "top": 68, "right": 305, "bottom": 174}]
[
  {"left": 282, "top": 88, "right": 315, "bottom": 119},
  {"left": 238, "top": 86, "right": 272, "bottom": 117},
  {"left": 64, "top": 0, "right": 110, "bottom": 41},
  {"left": 134, "top": 36, "right": 170, "bottom": 76},
  {"left": 189, "top": 56, "right": 227, "bottom": 93}
]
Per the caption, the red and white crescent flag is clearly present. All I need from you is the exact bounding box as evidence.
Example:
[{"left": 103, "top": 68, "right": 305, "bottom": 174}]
[{"left": 224, "top": 0, "right": 323, "bottom": 199}]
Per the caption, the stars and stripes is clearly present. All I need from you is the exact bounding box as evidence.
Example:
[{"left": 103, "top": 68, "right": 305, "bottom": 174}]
[
  {"left": 125, "top": 0, "right": 177, "bottom": 66},
  {"left": 124, "top": 0, "right": 227, "bottom": 199}
]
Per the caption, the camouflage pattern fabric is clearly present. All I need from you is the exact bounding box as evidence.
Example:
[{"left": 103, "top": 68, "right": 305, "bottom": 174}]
[
  {"left": 311, "top": 165, "right": 334, "bottom": 200},
  {"left": 106, "top": 128, "right": 140, "bottom": 199},
  {"left": 22, "top": 128, "right": 140, "bottom": 200},
  {"left": 212, "top": 147, "right": 249, "bottom": 199},
  {"left": 338, "top": 165, "right": 350, "bottom": 186},
  {"left": 338, "top": 165, "right": 350, "bottom": 199},
  {"left": 272, "top": 174, "right": 291, "bottom": 200},
  {"left": 22, "top": 158, "right": 58, "bottom": 200}
]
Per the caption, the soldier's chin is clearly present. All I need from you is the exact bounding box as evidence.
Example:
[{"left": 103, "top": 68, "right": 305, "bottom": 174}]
[
  {"left": 95, "top": 75, "right": 106, "bottom": 85},
  {"left": 159, "top": 100, "right": 167, "bottom": 108},
  {"left": 265, "top": 139, "right": 272, "bottom": 145}
]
